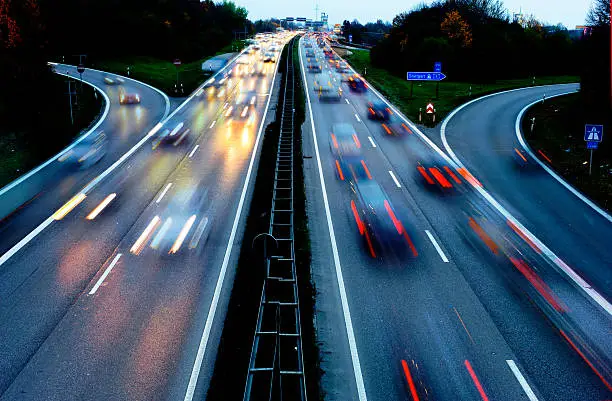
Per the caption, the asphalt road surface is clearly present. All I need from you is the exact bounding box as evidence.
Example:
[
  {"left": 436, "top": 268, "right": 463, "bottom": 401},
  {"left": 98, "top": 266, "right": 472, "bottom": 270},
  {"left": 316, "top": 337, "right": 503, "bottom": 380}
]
[
  {"left": 299, "top": 35, "right": 611, "bottom": 401},
  {"left": 0, "top": 33, "right": 292, "bottom": 401}
]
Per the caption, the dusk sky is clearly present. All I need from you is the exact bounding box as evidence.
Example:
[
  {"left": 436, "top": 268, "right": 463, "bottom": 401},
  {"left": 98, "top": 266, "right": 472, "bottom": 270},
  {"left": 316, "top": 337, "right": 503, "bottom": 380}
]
[{"left": 234, "top": 0, "right": 593, "bottom": 29}]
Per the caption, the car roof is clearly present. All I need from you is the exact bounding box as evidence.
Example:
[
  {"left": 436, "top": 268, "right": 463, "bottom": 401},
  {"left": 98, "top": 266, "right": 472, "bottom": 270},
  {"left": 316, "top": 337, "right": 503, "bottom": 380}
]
[{"left": 332, "top": 123, "right": 356, "bottom": 138}]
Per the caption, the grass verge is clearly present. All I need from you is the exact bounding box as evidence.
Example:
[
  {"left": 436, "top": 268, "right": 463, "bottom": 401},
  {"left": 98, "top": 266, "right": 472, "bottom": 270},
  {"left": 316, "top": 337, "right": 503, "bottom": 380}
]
[
  {"left": 522, "top": 93, "right": 611, "bottom": 212},
  {"left": 341, "top": 48, "right": 579, "bottom": 127},
  {"left": 0, "top": 75, "right": 103, "bottom": 188},
  {"left": 94, "top": 41, "right": 246, "bottom": 96}
]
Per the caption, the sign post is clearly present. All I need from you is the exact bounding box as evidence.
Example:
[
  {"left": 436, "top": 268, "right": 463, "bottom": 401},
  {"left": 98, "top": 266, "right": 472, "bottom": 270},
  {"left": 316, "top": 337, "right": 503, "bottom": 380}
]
[
  {"left": 584, "top": 124, "right": 603, "bottom": 176},
  {"left": 173, "top": 59, "right": 182, "bottom": 94}
]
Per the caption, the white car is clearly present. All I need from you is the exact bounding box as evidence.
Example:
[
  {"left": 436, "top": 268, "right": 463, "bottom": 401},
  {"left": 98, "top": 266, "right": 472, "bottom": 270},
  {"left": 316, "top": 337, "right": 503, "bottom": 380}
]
[{"left": 263, "top": 52, "right": 276, "bottom": 63}]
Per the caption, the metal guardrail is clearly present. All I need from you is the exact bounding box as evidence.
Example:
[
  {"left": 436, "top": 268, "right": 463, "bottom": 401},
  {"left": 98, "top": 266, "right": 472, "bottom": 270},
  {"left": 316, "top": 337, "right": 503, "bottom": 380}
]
[{"left": 244, "top": 36, "right": 307, "bottom": 401}]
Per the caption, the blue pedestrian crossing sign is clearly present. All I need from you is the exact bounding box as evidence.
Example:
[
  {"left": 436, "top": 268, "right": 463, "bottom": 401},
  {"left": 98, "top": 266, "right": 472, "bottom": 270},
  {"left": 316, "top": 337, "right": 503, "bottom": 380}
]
[{"left": 584, "top": 124, "right": 603, "bottom": 142}]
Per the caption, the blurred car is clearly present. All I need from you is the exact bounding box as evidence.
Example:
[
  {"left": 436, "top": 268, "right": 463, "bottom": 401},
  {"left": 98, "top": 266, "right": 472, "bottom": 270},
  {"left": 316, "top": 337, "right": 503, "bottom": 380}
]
[
  {"left": 307, "top": 62, "right": 322, "bottom": 73},
  {"left": 226, "top": 90, "right": 257, "bottom": 126},
  {"left": 381, "top": 120, "right": 412, "bottom": 137},
  {"left": 349, "top": 179, "right": 412, "bottom": 258},
  {"left": 305, "top": 42, "right": 313, "bottom": 48},
  {"left": 263, "top": 52, "right": 276, "bottom": 63},
  {"left": 306, "top": 49, "right": 316, "bottom": 57},
  {"left": 203, "top": 74, "right": 231, "bottom": 98},
  {"left": 335, "top": 62, "right": 350, "bottom": 73},
  {"left": 313, "top": 80, "right": 343, "bottom": 102},
  {"left": 347, "top": 74, "right": 367, "bottom": 92},
  {"left": 71, "top": 131, "right": 107, "bottom": 168},
  {"left": 119, "top": 88, "right": 140, "bottom": 105},
  {"left": 104, "top": 76, "right": 124, "bottom": 85},
  {"left": 154, "top": 121, "right": 191, "bottom": 147},
  {"left": 329, "top": 123, "right": 370, "bottom": 183},
  {"left": 366, "top": 100, "right": 391, "bottom": 121}
]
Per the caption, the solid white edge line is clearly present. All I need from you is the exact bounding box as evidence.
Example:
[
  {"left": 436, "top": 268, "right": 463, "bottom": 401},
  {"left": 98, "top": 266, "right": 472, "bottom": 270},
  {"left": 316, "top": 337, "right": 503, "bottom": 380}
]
[
  {"left": 439, "top": 84, "right": 611, "bottom": 316},
  {"left": 210, "top": 120, "right": 216, "bottom": 129},
  {"left": 0, "top": 48, "right": 250, "bottom": 269},
  {"left": 355, "top": 113, "right": 361, "bottom": 122},
  {"left": 515, "top": 93, "right": 612, "bottom": 223},
  {"left": 367, "top": 136, "right": 377, "bottom": 148},
  {"left": 345, "top": 98, "right": 350, "bottom": 104},
  {"left": 425, "top": 230, "right": 449, "bottom": 263},
  {"left": 299, "top": 36, "right": 369, "bottom": 401},
  {"left": 156, "top": 183, "right": 173, "bottom": 203},
  {"left": 188, "top": 145, "right": 199, "bottom": 158},
  {"left": 506, "top": 360, "right": 540, "bottom": 401},
  {"left": 182, "top": 40, "right": 284, "bottom": 401},
  {"left": 88, "top": 253, "right": 122, "bottom": 295},
  {"left": 388, "top": 171, "right": 401, "bottom": 188},
  {"left": 0, "top": 70, "right": 110, "bottom": 197}
]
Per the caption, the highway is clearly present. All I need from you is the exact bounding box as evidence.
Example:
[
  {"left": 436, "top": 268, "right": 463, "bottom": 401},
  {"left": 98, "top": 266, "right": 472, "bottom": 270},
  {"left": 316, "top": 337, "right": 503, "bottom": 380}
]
[
  {"left": 0, "top": 33, "right": 292, "bottom": 401},
  {"left": 441, "top": 84, "right": 611, "bottom": 300},
  {"left": 0, "top": 64, "right": 169, "bottom": 256},
  {"left": 299, "top": 34, "right": 611, "bottom": 401}
]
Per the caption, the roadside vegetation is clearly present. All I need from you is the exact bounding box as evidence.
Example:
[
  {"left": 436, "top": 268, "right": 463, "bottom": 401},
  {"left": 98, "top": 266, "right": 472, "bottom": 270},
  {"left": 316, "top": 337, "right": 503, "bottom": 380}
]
[
  {"left": 0, "top": 0, "right": 250, "bottom": 185},
  {"left": 522, "top": 94, "right": 611, "bottom": 212},
  {"left": 94, "top": 40, "right": 246, "bottom": 96},
  {"left": 342, "top": 48, "right": 577, "bottom": 124}
]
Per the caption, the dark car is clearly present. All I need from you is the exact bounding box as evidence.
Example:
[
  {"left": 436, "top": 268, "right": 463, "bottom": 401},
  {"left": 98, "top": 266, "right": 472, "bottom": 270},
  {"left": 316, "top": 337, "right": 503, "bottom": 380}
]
[
  {"left": 307, "top": 62, "right": 322, "bottom": 73},
  {"left": 347, "top": 74, "right": 367, "bottom": 92},
  {"left": 366, "top": 100, "right": 391, "bottom": 121},
  {"left": 306, "top": 49, "right": 316, "bottom": 57},
  {"left": 381, "top": 120, "right": 412, "bottom": 137},
  {"left": 350, "top": 180, "right": 413, "bottom": 258},
  {"left": 329, "top": 123, "right": 370, "bottom": 184},
  {"left": 153, "top": 121, "right": 191, "bottom": 148},
  {"left": 314, "top": 80, "right": 343, "bottom": 102}
]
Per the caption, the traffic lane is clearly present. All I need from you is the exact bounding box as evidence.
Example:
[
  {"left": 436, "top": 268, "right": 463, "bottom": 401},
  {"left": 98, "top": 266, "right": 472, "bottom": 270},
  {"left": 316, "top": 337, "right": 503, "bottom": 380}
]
[
  {"left": 443, "top": 84, "right": 612, "bottom": 300},
  {"left": 0, "top": 65, "right": 277, "bottom": 400},
  {"left": 0, "top": 66, "right": 257, "bottom": 395},
  {"left": 301, "top": 43, "right": 533, "bottom": 401},
  {"left": 336, "top": 73, "right": 612, "bottom": 398},
  {"left": 0, "top": 66, "right": 168, "bottom": 256}
]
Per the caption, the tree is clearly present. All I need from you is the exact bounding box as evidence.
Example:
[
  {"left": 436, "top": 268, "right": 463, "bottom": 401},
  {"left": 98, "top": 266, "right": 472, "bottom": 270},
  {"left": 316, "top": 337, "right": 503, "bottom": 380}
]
[
  {"left": 441, "top": 10, "right": 473, "bottom": 47},
  {"left": 587, "top": 0, "right": 610, "bottom": 26}
]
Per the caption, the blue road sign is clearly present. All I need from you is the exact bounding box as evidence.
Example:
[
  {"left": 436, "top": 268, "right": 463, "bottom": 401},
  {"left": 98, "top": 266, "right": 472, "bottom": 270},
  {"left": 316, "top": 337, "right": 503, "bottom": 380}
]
[
  {"left": 584, "top": 124, "right": 603, "bottom": 142},
  {"left": 407, "top": 72, "right": 447, "bottom": 81},
  {"left": 434, "top": 62, "right": 442, "bottom": 73},
  {"left": 587, "top": 141, "right": 599, "bottom": 149}
]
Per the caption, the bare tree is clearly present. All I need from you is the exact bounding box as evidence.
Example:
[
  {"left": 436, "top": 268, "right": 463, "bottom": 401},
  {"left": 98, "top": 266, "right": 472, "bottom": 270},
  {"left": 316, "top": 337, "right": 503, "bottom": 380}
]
[{"left": 586, "top": 0, "right": 610, "bottom": 26}]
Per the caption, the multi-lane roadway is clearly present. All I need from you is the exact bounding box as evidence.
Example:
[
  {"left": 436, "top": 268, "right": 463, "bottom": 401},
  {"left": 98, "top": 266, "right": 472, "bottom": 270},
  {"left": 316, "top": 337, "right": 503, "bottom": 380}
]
[
  {"left": 299, "top": 34, "right": 610, "bottom": 401},
  {"left": 0, "top": 32, "right": 292, "bottom": 400}
]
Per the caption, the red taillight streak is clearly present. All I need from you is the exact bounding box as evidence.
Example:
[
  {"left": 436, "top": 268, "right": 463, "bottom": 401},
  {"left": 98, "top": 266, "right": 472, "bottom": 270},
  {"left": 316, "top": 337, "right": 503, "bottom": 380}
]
[
  {"left": 402, "top": 232, "right": 419, "bottom": 257},
  {"left": 443, "top": 166, "right": 462, "bottom": 184},
  {"left": 538, "top": 149, "right": 552, "bottom": 163},
  {"left": 361, "top": 160, "right": 373, "bottom": 179},
  {"left": 514, "top": 148, "right": 528, "bottom": 162},
  {"left": 401, "top": 123, "right": 413, "bottom": 134},
  {"left": 509, "top": 257, "right": 567, "bottom": 313},
  {"left": 506, "top": 219, "right": 541, "bottom": 254},
  {"left": 335, "top": 160, "right": 345, "bottom": 181},
  {"left": 369, "top": 107, "right": 375, "bottom": 115},
  {"left": 384, "top": 200, "right": 403, "bottom": 235},
  {"left": 468, "top": 217, "right": 499, "bottom": 255},
  {"left": 464, "top": 360, "right": 490, "bottom": 401},
  {"left": 350, "top": 200, "right": 365, "bottom": 235},
  {"left": 331, "top": 134, "right": 339, "bottom": 149},
  {"left": 352, "top": 134, "right": 361, "bottom": 148},
  {"left": 458, "top": 168, "right": 482, "bottom": 187},
  {"left": 417, "top": 166, "right": 435, "bottom": 184},
  {"left": 559, "top": 329, "right": 612, "bottom": 391},
  {"left": 429, "top": 167, "right": 453, "bottom": 188},
  {"left": 382, "top": 123, "right": 392, "bottom": 135},
  {"left": 364, "top": 230, "right": 377, "bottom": 258},
  {"left": 401, "top": 360, "right": 421, "bottom": 401}
]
